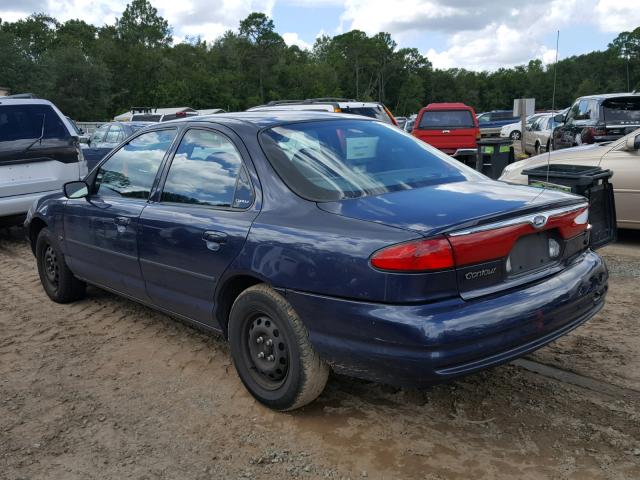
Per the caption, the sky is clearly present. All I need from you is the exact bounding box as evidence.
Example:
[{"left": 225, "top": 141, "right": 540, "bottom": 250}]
[{"left": 1, "top": 0, "right": 639, "bottom": 71}]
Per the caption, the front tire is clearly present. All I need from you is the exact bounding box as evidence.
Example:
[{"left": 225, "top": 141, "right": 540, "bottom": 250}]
[
  {"left": 36, "top": 228, "right": 86, "bottom": 303},
  {"left": 510, "top": 130, "right": 521, "bottom": 140},
  {"left": 228, "top": 284, "right": 329, "bottom": 411}
]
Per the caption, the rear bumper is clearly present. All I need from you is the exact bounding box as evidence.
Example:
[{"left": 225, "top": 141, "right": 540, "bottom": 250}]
[
  {"left": 286, "top": 250, "right": 607, "bottom": 387},
  {"left": 0, "top": 190, "right": 59, "bottom": 218}
]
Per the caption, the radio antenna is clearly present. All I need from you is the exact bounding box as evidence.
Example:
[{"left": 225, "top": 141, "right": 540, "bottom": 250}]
[{"left": 547, "top": 30, "right": 560, "bottom": 183}]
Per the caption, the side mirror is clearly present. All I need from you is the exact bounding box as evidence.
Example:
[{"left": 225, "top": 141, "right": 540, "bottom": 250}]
[
  {"left": 553, "top": 114, "right": 564, "bottom": 124},
  {"left": 625, "top": 134, "right": 640, "bottom": 151},
  {"left": 64, "top": 181, "right": 89, "bottom": 199}
]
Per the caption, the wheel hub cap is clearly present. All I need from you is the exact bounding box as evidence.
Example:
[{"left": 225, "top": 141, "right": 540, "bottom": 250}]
[{"left": 247, "top": 316, "right": 288, "bottom": 382}]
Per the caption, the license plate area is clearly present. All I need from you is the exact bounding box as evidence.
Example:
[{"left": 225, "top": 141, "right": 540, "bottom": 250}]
[{"left": 507, "top": 231, "right": 559, "bottom": 278}]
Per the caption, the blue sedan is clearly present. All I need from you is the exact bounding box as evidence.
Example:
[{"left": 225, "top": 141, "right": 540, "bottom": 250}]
[{"left": 24, "top": 112, "right": 608, "bottom": 410}]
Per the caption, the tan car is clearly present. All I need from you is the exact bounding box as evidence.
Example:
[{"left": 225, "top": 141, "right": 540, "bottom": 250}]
[
  {"left": 500, "top": 128, "right": 640, "bottom": 230},
  {"left": 523, "top": 114, "right": 557, "bottom": 155}
]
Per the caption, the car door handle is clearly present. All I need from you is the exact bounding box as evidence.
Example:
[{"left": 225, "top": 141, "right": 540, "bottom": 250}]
[
  {"left": 114, "top": 216, "right": 130, "bottom": 233},
  {"left": 203, "top": 231, "right": 227, "bottom": 251}
]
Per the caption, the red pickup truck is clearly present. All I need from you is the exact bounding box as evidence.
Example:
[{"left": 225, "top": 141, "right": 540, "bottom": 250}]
[{"left": 412, "top": 103, "right": 480, "bottom": 159}]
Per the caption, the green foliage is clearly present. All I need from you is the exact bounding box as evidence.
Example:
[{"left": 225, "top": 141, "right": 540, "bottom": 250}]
[{"left": 0, "top": 3, "right": 637, "bottom": 121}]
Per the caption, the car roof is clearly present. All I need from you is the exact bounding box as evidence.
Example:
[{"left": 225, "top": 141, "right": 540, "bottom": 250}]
[
  {"left": 422, "top": 102, "right": 472, "bottom": 111},
  {"left": 576, "top": 92, "right": 640, "bottom": 101},
  {"left": 167, "top": 110, "right": 375, "bottom": 130}
]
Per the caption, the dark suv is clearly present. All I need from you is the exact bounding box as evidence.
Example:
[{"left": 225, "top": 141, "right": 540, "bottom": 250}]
[{"left": 552, "top": 93, "right": 640, "bottom": 150}]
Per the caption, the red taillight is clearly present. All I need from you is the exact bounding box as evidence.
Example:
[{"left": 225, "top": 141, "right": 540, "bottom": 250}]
[
  {"left": 372, "top": 207, "right": 589, "bottom": 272},
  {"left": 370, "top": 237, "right": 454, "bottom": 272}
]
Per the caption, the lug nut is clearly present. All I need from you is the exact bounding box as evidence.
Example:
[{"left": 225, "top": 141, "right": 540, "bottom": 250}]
[
  {"left": 267, "top": 355, "right": 275, "bottom": 362},
  {"left": 257, "top": 352, "right": 265, "bottom": 359},
  {"left": 256, "top": 336, "right": 264, "bottom": 344},
  {"left": 266, "top": 339, "right": 273, "bottom": 347}
]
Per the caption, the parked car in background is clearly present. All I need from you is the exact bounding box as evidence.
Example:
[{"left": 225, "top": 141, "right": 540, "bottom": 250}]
[
  {"left": 477, "top": 110, "right": 519, "bottom": 137},
  {"left": 412, "top": 102, "right": 479, "bottom": 160},
  {"left": 247, "top": 98, "right": 398, "bottom": 126},
  {"left": 129, "top": 108, "right": 198, "bottom": 122},
  {"left": 500, "top": 128, "right": 640, "bottom": 230},
  {"left": 0, "top": 98, "right": 87, "bottom": 225},
  {"left": 82, "top": 121, "right": 151, "bottom": 170},
  {"left": 552, "top": 93, "right": 640, "bottom": 150},
  {"left": 500, "top": 113, "right": 547, "bottom": 141},
  {"left": 25, "top": 111, "right": 607, "bottom": 411},
  {"left": 395, "top": 116, "right": 407, "bottom": 129},
  {"left": 523, "top": 114, "right": 560, "bottom": 155},
  {"left": 66, "top": 117, "right": 90, "bottom": 144}
]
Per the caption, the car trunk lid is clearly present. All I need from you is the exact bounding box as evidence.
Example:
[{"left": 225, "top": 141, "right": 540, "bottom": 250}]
[{"left": 319, "top": 180, "right": 589, "bottom": 299}]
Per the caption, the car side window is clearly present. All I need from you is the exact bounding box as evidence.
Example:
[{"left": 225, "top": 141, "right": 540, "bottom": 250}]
[
  {"left": 575, "top": 100, "right": 592, "bottom": 121},
  {"left": 94, "top": 129, "right": 177, "bottom": 200},
  {"left": 91, "top": 124, "right": 109, "bottom": 143},
  {"left": 105, "top": 125, "right": 124, "bottom": 144},
  {"left": 161, "top": 129, "right": 252, "bottom": 208}
]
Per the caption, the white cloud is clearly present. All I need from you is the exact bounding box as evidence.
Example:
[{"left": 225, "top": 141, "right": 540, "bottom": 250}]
[
  {"left": 282, "top": 32, "right": 311, "bottom": 49},
  {"left": 594, "top": 0, "right": 640, "bottom": 33},
  {"left": 2, "top": 0, "right": 639, "bottom": 71}
]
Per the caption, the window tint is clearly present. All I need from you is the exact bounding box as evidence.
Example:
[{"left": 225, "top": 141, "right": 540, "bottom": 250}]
[
  {"left": 0, "top": 104, "right": 69, "bottom": 142},
  {"left": 418, "top": 110, "right": 475, "bottom": 129},
  {"left": 91, "top": 124, "right": 109, "bottom": 143},
  {"left": 161, "top": 129, "right": 247, "bottom": 208},
  {"left": 94, "top": 129, "right": 177, "bottom": 199},
  {"left": 260, "top": 120, "right": 479, "bottom": 202}
]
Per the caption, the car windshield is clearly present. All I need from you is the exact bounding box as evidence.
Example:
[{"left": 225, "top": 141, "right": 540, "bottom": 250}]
[
  {"left": 602, "top": 97, "right": 640, "bottom": 124},
  {"left": 260, "top": 120, "right": 480, "bottom": 202},
  {"left": 418, "top": 110, "right": 475, "bottom": 129}
]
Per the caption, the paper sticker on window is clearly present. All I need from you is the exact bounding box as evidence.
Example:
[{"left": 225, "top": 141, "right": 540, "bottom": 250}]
[{"left": 346, "top": 136, "right": 378, "bottom": 160}]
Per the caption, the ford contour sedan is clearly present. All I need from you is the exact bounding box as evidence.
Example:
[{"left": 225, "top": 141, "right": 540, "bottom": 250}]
[{"left": 25, "top": 111, "right": 608, "bottom": 411}]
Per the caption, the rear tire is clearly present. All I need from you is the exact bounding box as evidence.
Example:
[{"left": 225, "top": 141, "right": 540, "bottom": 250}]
[
  {"left": 36, "top": 228, "right": 86, "bottom": 303},
  {"left": 228, "top": 284, "right": 329, "bottom": 411}
]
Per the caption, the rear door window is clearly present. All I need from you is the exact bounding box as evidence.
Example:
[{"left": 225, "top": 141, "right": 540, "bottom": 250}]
[
  {"left": 418, "top": 110, "right": 475, "bottom": 129},
  {"left": 0, "top": 104, "right": 69, "bottom": 142},
  {"left": 94, "top": 129, "right": 177, "bottom": 199},
  {"left": 161, "top": 129, "right": 252, "bottom": 208}
]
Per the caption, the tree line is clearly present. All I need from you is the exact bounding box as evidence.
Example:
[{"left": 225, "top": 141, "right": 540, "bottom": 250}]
[{"left": 1, "top": 0, "right": 638, "bottom": 121}]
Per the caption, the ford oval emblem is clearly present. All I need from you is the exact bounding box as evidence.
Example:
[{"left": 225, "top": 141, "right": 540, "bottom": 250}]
[{"left": 532, "top": 215, "right": 547, "bottom": 229}]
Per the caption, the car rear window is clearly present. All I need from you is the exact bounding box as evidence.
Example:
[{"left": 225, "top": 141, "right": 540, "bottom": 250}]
[
  {"left": 418, "top": 110, "right": 475, "bottom": 129},
  {"left": 0, "top": 104, "right": 70, "bottom": 142},
  {"left": 131, "top": 114, "right": 162, "bottom": 122},
  {"left": 602, "top": 97, "right": 640, "bottom": 124},
  {"left": 260, "top": 119, "right": 480, "bottom": 202},
  {"left": 341, "top": 106, "right": 394, "bottom": 124}
]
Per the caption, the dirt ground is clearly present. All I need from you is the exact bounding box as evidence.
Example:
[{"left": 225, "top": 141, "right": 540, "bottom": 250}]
[{"left": 1, "top": 227, "right": 639, "bottom": 480}]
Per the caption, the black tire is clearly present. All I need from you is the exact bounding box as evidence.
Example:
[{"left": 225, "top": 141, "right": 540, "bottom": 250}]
[
  {"left": 535, "top": 142, "right": 541, "bottom": 155},
  {"left": 509, "top": 130, "right": 521, "bottom": 140},
  {"left": 36, "top": 228, "right": 86, "bottom": 303},
  {"left": 228, "top": 284, "right": 329, "bottom": 411}
]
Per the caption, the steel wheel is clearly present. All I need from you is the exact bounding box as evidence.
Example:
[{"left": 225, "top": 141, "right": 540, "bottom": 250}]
[
  {"left": 43, "top": 244, "right": 60, "bottom": 289},
  {"left": 243, "top": 314, "right": 290, "bottom": 390}
]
